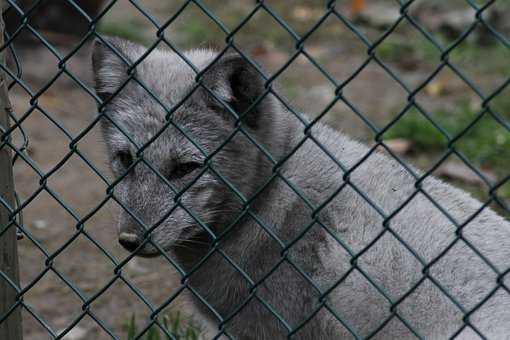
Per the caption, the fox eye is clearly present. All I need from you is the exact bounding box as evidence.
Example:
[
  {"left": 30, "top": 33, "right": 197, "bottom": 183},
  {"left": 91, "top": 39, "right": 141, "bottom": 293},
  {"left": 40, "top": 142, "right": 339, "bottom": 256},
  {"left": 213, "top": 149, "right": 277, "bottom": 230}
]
[
  {"left": 172, "top": 161, "right": 202, "bottom": 179},
  {"left": 116, "top": 150, "right": 134, "bottom": 169}
]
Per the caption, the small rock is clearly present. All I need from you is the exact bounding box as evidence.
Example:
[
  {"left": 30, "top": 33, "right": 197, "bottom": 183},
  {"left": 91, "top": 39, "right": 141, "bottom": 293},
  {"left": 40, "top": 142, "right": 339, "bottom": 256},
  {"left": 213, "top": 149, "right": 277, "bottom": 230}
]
[
  {"left": 127, "top": 258, "right": 148, "bottom": 275},
  {"left": 356, "top": 3, "right": 401, "bottom": 29},
  {"left": 32, "top": 219, "right": 48, "bottom": 229},
  {"left": 309, "top": 85, "right": 334, "bottom": 104},
  {"left": 436, "top": 161, "right": 497, "bottom": 186},
  {"left": 58, "top": 326, "right": 87, "bottom": 340},
  {"left": 292, "top": 6, "right": 322, "bottom": 22},
  {"left": 385, "top": 138, "right": 412, "bottom": 154}
]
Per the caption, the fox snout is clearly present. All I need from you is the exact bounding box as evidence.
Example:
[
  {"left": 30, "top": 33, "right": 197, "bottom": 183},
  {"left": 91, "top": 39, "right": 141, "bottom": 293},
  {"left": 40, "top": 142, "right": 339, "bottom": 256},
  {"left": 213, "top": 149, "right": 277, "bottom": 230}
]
[
  {"left": 118, "top": 228, "right": 162, "bottom": 257},
  {"left": 118, "top": 232, "right": 141, "bottom": 252}
]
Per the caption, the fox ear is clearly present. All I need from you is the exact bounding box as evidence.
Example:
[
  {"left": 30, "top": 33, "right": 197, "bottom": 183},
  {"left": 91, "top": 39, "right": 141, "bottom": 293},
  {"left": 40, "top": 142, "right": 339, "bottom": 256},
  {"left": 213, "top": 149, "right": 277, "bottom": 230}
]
[
  {"left": 91, "top": 37, "right": 144, "bottom": 102},
  {"left": 203, "top": 54, "right": 270, "bottom": 129}
]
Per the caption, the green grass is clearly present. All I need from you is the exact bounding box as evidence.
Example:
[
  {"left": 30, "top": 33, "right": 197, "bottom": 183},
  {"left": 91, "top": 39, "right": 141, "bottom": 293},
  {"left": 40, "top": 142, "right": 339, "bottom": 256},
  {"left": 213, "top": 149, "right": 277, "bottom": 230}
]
[
  {"left": 385, "top": 101, "right": 510, "bottom": 175},
  {"left": 97, "top": 19, "right": 146, "bottom": 44},
  {"left": 449, "top": 38, "right": 509, "bottom": 75},
  {"left": 376, "top": 28, "right": 508, "bottom": 75},
  {"left": 500, "top": 181, "right": 510, "bottom": 200},
  {"left": 125, "top": 312, "right": 201, "bottom": 340},
  {"left": 172, "top": 2, "right": 334, "bottom": 49},
  {"left": 177, "top": 14, "right": 224, "bottom": 47},
  {"left": 376, "top": 34, "right": 440, "bottom": 68}
]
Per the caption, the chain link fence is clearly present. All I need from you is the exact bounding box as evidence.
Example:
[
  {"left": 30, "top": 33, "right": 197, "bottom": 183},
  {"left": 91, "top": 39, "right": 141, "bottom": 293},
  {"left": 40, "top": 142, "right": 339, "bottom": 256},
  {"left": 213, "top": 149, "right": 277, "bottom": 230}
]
[{"left": 1, "top": 0, "right": 509, "bottom": 339}]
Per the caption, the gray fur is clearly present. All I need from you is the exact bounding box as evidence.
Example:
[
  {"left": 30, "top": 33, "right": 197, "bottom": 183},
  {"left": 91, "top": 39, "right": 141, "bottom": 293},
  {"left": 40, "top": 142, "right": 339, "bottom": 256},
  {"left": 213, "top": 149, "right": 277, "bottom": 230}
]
[{"left": 92, "top": 37, "right": 510, "bottom": 339}]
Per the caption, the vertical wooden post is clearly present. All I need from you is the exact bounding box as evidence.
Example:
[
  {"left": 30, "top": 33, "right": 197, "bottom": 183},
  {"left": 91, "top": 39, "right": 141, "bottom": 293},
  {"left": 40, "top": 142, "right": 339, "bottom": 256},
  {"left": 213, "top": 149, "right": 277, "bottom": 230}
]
[{"left": 0, "top": 1, "right": 23, "bottom": 339}]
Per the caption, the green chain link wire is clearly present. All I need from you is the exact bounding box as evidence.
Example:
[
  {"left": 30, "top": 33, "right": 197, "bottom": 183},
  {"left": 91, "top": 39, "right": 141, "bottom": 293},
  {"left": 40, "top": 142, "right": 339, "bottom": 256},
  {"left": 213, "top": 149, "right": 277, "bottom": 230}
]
[{"left": 0, "top": 0, "right": 508, "bottom": 339}]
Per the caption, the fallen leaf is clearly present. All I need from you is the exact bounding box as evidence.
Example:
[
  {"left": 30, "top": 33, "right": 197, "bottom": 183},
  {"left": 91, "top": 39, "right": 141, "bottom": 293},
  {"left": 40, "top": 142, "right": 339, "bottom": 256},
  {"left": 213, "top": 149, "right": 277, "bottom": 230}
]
[
  {"left": 425, "top": 81, "right": 444, "bottom": 97},
  {"left": 351, "top": 0, "right": 366, "bottom": 16}
]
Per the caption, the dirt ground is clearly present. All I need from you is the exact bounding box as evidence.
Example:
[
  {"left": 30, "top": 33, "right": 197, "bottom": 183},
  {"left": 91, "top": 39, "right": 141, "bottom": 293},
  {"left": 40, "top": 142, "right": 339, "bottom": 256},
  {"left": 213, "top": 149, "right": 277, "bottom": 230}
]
[{"left": 2, "top": 1, "right": 509, "bottom": 339}]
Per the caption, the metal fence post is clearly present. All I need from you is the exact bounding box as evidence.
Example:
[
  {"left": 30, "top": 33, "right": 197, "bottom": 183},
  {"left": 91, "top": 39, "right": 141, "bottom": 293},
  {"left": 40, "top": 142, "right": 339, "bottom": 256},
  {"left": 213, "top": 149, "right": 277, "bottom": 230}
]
[{"left": 0, "top": 2, "right": 23, "bottom": 339}]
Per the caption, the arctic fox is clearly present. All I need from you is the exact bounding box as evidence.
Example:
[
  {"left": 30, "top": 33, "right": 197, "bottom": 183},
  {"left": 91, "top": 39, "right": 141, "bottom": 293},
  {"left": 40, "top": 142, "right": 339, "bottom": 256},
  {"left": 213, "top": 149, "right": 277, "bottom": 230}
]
[{"left": 92, "top": 37, "right": 510, "bottom": 339}]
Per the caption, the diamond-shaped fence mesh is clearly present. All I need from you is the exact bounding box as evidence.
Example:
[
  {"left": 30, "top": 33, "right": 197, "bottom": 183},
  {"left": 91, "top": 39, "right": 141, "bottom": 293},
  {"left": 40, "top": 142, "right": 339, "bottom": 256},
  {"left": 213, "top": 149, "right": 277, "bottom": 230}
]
[{"left": 0, "top": 0, "right": 509, "bottom": 339}]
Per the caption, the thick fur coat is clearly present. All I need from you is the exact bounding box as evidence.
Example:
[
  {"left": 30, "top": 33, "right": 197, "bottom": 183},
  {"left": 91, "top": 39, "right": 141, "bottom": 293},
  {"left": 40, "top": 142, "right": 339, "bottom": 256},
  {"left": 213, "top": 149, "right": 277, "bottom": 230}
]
[{"left": 92, "top": 37, "right": 510, "bottom": 339}]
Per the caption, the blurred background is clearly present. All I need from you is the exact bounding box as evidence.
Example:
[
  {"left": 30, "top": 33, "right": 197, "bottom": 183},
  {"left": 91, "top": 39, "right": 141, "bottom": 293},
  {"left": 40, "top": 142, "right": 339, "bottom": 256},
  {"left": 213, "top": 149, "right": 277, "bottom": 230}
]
[{"left": 3, "top": 0, "right": 509, "bottom": 339}]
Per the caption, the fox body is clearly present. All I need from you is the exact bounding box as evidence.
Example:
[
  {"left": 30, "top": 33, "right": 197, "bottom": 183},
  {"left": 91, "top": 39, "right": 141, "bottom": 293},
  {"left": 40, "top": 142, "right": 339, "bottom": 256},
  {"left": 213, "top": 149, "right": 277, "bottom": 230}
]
[{"left": 92, "top": 38, "right": 510, "bottom": 339}]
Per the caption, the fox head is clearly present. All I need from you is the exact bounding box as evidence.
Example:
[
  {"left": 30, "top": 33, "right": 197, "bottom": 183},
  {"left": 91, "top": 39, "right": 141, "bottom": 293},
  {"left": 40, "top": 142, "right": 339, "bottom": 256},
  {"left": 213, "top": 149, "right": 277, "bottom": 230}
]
[{"left": 91, "top": 37, "right": 286, "bottom": 257}]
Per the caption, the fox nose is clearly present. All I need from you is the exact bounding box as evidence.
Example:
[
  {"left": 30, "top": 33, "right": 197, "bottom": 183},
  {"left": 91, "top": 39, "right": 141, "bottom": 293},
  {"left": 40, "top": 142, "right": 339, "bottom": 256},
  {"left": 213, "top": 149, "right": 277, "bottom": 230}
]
[{"left": 118, "top": 232, "right": 140, "bottom": 252}]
